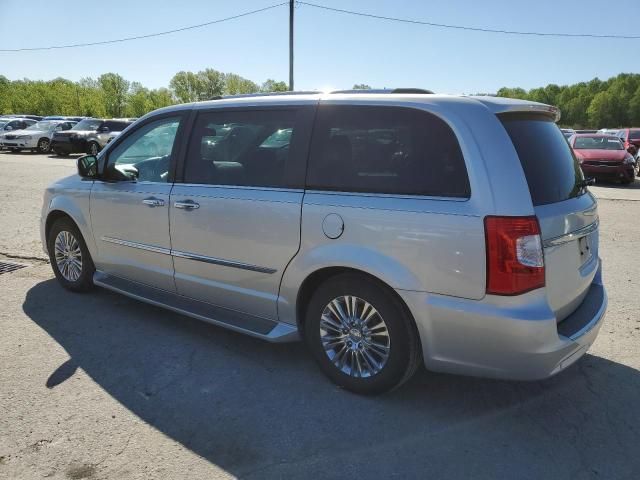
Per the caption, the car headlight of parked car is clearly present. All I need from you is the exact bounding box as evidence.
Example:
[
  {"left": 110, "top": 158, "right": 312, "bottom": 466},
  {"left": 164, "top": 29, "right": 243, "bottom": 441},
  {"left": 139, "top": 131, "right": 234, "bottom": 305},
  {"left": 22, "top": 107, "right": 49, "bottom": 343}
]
[
  {"left": 16, "top": 135, "right": 32, "bottom": 140},
  {"left": 624, "top": 155, "right": 635, "bottom": 164}
]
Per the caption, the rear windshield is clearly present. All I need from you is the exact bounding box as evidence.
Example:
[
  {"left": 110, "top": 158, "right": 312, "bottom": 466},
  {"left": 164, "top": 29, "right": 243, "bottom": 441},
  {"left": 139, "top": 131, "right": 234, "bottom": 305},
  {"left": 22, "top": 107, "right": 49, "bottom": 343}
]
[{"left": 500, "top": 114, "right": 583, "bottom": 206}]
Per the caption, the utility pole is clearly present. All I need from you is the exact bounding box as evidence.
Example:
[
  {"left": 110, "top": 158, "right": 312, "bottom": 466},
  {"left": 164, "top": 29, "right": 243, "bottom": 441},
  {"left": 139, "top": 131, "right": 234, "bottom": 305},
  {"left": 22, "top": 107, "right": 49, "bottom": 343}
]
[{"left": 289, "top": 0, "right": 294, "bottom": 91}]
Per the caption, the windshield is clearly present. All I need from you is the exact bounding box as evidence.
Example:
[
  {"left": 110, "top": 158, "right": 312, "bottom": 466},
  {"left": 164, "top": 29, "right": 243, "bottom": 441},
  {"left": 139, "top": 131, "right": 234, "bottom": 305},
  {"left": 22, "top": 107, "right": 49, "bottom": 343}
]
[
  {"left": 0, "top": 120, "right": 8, "bottom": 128},
  {"left": 27, "top": 121, "right": 56, "bottom": 131},
  {"left": 574, "top": 136, "right": 623, "bottom": 150},
  {"left": 72, "top": 119, "right": 102, "bottom": 131}
]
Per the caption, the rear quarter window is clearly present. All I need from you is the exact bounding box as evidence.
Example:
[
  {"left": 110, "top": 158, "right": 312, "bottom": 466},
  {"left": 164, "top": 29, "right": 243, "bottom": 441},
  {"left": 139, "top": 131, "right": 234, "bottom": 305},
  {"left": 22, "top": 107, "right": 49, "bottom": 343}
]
[
  {"left": 307, "top": 105, "right": 470, "bottom": 197},
  {"left": 500, "top": 114, "right": 584, "bottom": 206}
]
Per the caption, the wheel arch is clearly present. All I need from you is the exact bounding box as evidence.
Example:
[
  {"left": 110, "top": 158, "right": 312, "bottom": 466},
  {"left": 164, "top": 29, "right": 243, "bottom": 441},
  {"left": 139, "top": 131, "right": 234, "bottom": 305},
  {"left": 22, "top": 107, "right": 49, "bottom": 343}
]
[
  {"left": 44, "top": 200, "right": 97, "bottom": 259},
  {"left": 292, "top": 266, "right": 421, "bottom": 346}
]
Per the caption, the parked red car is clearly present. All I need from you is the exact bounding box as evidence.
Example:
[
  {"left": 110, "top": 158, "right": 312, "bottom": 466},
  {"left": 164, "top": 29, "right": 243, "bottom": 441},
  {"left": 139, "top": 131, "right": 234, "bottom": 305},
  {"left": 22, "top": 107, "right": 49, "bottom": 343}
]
[
  {"left": 617, "top": 128, "right": 640, "bottom": 157},
  {"left": 570, "top": 134, "right": 636, "bottom": 184}
]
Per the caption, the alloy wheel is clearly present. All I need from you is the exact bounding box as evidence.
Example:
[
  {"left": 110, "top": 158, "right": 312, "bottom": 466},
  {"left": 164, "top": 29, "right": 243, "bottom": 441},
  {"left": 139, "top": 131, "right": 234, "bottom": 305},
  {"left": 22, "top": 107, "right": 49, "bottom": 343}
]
[
  {"left": 54, "top": 230, "right": 83, "bottom": 282},
  {"left": 319, "top": 295, "right": 391, "bottom": 378},
  {"left": 38, "top": 138, "right": 50, "bottom": 153}
]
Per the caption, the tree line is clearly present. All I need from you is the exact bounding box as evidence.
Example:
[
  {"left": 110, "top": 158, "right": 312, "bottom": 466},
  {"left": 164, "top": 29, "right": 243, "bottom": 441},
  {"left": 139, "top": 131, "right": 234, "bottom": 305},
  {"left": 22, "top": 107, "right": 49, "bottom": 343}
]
[
  {"left": 0, "top": 69, "right": 288, "bottom": 118},
  {"left": 496, "top": 73, "right": 640, "bottom": 128},
  {"left": 2, "top": 71, "right": 638, "bottom": 127}
]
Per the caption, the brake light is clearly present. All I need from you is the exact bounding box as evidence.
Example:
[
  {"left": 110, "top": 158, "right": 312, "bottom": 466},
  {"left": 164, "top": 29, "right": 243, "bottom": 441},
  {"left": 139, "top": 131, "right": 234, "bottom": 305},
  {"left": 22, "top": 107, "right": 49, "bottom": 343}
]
[{"left": 484, "top": 216, "right": 545, "bottom": 295}]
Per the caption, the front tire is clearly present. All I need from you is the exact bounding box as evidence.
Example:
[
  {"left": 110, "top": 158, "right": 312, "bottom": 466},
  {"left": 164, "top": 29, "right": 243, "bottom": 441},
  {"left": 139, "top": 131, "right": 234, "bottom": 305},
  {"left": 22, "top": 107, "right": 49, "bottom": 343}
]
[
  {"left": 37, "top": 138, "right": 51, "bottom": 153},
  {"left": 304, "top": 273, "right": 421, "bottom": 394},
  {"left": 47, "top": 217, "right": 95, "bottom": 292}
]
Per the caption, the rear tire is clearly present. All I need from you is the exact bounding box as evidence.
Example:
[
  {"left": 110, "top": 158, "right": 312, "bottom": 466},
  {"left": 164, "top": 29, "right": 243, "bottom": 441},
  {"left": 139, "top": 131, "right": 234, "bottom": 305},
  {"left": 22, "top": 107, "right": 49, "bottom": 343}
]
[
  {"left": 47, "top": 217, "right": 95, "bottom": 292},
  {"left": 304, "top": 273, "right": 421, "bottom": 395},
  {"left": 87, "top": 141, "right": 99, "bottom": 156}
]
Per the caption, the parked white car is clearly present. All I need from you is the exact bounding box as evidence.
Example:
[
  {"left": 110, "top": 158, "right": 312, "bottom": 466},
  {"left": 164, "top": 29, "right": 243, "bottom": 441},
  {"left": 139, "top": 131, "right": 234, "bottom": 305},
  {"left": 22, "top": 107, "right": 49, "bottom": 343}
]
[{"left": 1, "top": 120, "right": 77, "bottom": 153}]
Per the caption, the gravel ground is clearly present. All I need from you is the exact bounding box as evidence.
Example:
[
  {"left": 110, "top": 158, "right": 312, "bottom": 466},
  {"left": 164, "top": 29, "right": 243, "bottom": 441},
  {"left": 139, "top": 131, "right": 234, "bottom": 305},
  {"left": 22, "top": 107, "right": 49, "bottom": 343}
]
[{"left": 1, "top": 151, "right": 639, "bottom": 480}]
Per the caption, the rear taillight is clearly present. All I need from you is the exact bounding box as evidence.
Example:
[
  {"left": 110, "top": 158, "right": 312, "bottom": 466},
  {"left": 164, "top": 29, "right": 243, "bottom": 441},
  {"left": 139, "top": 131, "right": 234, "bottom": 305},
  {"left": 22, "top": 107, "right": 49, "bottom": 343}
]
[{"left": 484, "top": 216, "right": 545, "bottom": 296}]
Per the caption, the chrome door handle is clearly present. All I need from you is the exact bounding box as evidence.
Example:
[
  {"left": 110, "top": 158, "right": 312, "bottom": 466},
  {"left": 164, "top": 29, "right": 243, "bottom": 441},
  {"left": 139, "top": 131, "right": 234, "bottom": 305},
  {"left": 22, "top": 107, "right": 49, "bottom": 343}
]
[
  {"left": 142, "top": 197, "right": 165, "bottom": 207},
  {"left": 174, "top": 200, "right": 200, "bottom": 210}
]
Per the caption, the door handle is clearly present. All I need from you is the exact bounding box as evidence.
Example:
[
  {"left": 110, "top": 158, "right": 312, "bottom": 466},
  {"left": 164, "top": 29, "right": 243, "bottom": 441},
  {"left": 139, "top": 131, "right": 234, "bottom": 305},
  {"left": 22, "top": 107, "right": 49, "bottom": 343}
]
[
  {"left": 174, "top": 200, "right": 200, "bottom": 210},
  {"left": 142, "top": 197, "right": 165, "bottom": 207}
]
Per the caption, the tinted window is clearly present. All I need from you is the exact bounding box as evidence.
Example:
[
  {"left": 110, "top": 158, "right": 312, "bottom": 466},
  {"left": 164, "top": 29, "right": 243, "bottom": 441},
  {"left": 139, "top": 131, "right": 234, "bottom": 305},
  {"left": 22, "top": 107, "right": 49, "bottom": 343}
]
[
  {"left": 73, "top": 119, "right": 102, "bottom": 131},
  {"left": 104, "top": 121, "right": 130, "bottom": 131},
  {"left": 183, "top": 109, "right": 302, "bottom": 188},
  {"left": 306, "top": 105, "right": 470, "bottom": 197},
  {"left": 630, "top": 130, "right": 640, "bottom": 140},
  {"left": 107, "top": 116, "right": 181, "bottom": 183},
  {"left": 500, "top": 114, "right": 583, "bottom": 206}
]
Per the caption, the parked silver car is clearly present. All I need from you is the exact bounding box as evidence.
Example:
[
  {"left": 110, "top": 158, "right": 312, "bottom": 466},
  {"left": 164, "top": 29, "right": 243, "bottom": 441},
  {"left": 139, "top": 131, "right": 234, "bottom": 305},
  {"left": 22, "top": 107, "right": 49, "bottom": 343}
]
[
  {"left": 0, "top": 120, "right": 77, "bottom": 153},
  {"left": 40, "top": 91, "right": 606, "bottom": 394}
]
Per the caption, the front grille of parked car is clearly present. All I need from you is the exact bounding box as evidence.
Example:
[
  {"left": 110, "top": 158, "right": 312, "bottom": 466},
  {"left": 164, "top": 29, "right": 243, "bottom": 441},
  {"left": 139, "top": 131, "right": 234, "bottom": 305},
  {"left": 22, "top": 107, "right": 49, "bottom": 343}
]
[{"left": 5, "top": 135, "right": 16, "bottom": 140}]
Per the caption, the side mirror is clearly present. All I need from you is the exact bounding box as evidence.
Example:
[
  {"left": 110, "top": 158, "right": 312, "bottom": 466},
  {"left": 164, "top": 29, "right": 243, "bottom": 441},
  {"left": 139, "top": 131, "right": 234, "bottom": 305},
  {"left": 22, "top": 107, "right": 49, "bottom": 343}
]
[
  {"left": 5, "top": 126, "right": 12, "bottom": 131},
  {"left": 77, "top": 155, "right": 98, "bottom": 179},
  {"left": 98, "top": 126, "right": 110, "bottom": 133}
]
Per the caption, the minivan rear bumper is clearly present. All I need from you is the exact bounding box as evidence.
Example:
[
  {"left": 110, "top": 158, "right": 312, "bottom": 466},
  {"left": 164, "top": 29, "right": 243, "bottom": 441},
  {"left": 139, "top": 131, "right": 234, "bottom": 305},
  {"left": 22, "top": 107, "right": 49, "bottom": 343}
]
[{"left": 398, "top": 263, "right": 606, "bottom": 381}]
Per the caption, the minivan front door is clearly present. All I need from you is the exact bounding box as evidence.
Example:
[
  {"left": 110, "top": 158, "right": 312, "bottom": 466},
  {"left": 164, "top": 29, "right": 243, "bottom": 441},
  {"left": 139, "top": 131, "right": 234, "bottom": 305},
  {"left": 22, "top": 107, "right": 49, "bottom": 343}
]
[
  {"left": 90, "top": 115, "right": 185, "bottom": 292},
  {"left": 170, "top": 106, "right": 314, "bottom": 320}
]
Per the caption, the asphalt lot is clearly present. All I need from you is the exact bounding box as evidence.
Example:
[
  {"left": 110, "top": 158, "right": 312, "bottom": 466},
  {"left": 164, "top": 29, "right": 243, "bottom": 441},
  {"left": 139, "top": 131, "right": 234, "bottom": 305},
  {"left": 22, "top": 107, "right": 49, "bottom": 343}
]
[{"left": 1, "top": 150, "right": 639, "bottom": 480}]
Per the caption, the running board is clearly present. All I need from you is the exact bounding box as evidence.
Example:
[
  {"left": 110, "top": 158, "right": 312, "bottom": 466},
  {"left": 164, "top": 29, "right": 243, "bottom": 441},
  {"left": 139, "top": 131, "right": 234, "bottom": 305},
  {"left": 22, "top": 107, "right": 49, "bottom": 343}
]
[{"left": 93, "top": 272, "right": 299, "bottom": 342}]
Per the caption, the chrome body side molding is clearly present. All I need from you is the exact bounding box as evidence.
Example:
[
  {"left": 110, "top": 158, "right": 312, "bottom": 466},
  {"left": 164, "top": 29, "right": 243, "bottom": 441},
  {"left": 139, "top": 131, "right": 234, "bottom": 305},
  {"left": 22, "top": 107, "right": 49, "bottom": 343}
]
[{"left": 100, "top": 236, "right": 276, "bottom": 274}]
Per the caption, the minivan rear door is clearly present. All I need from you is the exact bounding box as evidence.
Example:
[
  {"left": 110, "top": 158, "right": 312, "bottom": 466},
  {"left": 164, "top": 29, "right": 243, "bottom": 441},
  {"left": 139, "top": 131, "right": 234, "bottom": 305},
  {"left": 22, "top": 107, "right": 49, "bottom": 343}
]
[{"left": 500, "top": 115, "right": 599, "bottom": 321}]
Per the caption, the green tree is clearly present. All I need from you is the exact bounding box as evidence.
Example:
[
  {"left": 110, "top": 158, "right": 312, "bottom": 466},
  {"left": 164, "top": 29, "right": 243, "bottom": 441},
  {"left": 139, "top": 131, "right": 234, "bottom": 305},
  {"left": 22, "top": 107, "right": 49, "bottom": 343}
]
[
  {"left": 223, "top": 73, "right": 259, "bottom": 95},
  {"left": 127, "top": 82, "right": 152, "bottom": 117},
  {"left": 261, "top": 79, "right": 288, "bottom": 92},
  {"left": 148, "top": 88, "right": 175, "bottom": 111},
  {"left": 352, "top": 84, "right": 371, "bottom": 90},
  {"left": 587, "top": 91, "right": 616, "bottom": 127},
  {"left": 169, "top": 71, "right": 202, "bottom": 103},
  {"left": 197, "top": 69, "right": 225, "bottom": 99},
  {"left": 98, "top": 73, "right": 129, "bottom": 117}
]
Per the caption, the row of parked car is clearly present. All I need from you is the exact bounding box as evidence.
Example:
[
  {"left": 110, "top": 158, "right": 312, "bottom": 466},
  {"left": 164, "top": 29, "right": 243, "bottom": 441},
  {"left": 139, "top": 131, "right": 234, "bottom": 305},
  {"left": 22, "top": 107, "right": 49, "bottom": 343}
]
[
  {"left": 561, "top": 127, "right": 640, "bottom": 184},
  {"left": 0, "top": 114, "right": 135, "bottom": 155}
]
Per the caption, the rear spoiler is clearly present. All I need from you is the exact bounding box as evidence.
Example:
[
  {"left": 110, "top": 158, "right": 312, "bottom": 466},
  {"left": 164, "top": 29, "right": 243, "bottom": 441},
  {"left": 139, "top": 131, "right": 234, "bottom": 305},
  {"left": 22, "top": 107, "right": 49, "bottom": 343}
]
[{"left": 470, "top": 97, "right": 561, "bottom": 122}]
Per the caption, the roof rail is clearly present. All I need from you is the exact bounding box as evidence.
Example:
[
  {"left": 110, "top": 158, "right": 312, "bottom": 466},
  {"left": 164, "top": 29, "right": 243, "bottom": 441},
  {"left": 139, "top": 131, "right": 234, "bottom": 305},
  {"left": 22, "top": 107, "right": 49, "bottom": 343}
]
[
  {"left": 209, "top": 91, "right": 320, "bottom": 100},
  {"left": 330, "top": 88, "right": 434, "bottom": 94},
  {"left": 208, "top": 88, "right": 435, "bottom": 101}
]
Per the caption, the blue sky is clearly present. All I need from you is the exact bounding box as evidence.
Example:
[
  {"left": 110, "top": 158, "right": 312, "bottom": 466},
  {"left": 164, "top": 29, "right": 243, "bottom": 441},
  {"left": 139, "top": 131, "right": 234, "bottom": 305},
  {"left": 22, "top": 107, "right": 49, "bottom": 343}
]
[{"left": 1, "top": 0, "right": 638, "bottom": 93}]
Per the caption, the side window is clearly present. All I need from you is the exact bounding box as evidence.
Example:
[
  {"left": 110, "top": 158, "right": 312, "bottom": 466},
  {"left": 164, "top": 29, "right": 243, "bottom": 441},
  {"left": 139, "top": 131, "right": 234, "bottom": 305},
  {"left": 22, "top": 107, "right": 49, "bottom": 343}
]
[
  {"left": 183, "top": 109, "right": 300, "bottom": 188},
  {"left": 103, "top": 121, "right": 128, "bottom": 132},
  {"left": 106, "top": 116, "right": 181, "bottom": 183},
  {"left": 307, "top": 105, "right": 470, "bottom": 197}
]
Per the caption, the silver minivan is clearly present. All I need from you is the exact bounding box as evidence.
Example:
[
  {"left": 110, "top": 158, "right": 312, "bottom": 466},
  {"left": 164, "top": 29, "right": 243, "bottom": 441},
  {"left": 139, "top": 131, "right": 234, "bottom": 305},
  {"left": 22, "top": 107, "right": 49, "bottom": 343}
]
[{"left": 41, "top": 91, "right": 606, "bottom": 394}]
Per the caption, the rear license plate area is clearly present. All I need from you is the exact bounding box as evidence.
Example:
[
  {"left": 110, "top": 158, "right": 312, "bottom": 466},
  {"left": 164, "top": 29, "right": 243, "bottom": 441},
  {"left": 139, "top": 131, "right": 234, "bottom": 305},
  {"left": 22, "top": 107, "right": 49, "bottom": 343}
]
[{"left": 578, "top": 235, "right": 592, "bottom": 264}]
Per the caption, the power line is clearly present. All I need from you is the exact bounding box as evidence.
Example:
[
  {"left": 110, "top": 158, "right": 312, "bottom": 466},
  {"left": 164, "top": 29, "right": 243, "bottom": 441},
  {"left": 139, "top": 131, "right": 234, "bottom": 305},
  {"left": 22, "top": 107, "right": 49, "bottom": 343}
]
[
  {"left": 298, "top": 1, "right": 640, "bottom": 39},
  {"left": 3, "top": 1, "right": 638, "bottom": 54},
  {"left": 0, "top": 2, "right": 288, "bottom": 52}
]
